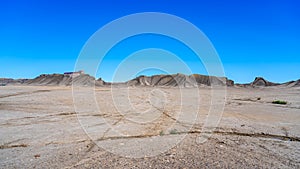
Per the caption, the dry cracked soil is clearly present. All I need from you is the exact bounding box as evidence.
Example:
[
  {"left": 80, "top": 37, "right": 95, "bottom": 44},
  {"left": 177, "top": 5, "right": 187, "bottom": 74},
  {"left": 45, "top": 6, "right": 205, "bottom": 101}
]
[{"left": 0, "top": 86, "right": 300, "bottom": 168}]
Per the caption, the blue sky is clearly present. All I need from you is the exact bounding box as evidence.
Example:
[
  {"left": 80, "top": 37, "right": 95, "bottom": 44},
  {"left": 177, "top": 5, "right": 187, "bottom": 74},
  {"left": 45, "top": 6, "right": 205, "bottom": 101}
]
[{"left": 1, "top": 0, "right": 299, "bottom": 83}]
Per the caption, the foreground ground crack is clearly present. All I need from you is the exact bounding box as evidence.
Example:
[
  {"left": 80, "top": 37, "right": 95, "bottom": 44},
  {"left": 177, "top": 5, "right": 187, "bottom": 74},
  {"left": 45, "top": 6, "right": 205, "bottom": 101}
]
[{"left": 93, "top": 130, "right": 300, "bottom": 142}]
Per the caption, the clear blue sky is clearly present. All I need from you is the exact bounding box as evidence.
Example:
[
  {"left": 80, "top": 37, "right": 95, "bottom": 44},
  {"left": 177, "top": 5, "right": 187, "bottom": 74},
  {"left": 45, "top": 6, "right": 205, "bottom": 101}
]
[{"left": 1, "top": 0, "right": 299, "bottom": 83}]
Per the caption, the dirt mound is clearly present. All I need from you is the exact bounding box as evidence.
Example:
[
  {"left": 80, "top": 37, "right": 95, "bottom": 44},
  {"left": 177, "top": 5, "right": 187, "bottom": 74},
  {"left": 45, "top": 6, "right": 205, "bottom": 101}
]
[
  {"left": 127, "top": 73, "right": 234, "bottom": 87},
  {"left": 24, "top": 74, "right": 104, "bottom": 86}
]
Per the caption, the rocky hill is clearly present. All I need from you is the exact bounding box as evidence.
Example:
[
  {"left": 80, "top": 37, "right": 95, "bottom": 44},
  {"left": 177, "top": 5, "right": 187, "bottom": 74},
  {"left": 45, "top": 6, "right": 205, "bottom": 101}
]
[
  {"left": 235, "top": 77, "right": 300, "bottom": 88},
  {"left": 1, "top": 74, "right": 104, "bottom": 86},
  {"left": 0, "top": 78, "right": 29, "bottom": 86},
  {"left": 127, "top": 73, "right": 234, "bottom": 87},
  {"left": 251, "top": 77, "right": 279, "bottom": 87},
  {"left": 25, "top": 74, "right": 104, "bottom": 86}
]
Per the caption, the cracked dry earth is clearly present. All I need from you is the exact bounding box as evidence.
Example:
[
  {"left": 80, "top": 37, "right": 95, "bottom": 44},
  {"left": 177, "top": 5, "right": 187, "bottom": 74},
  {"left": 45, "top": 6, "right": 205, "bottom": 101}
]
[{"left": 0, "top": 86, "right": 300, "bottom": 168}]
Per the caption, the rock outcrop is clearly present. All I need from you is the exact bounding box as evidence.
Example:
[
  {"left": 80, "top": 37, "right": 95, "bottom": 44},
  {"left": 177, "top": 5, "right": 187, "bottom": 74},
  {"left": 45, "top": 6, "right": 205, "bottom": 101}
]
[{"left": 250, "top": 77, "right": 279, "bottom": 87}]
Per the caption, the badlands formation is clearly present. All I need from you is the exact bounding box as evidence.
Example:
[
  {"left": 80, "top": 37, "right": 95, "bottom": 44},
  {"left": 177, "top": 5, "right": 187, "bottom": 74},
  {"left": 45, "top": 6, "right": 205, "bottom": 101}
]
[{"left": 1, "top": 73, "right": 299, "bottom": 87}]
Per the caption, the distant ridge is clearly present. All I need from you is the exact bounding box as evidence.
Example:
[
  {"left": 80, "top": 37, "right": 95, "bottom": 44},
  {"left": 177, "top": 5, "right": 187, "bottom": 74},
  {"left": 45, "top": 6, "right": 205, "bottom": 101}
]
[
  {"left": 236, "top": 77, "right": 300, "bottom": 88},
  {"left": 0, "top": 73, "right": 299, "bottom": 88},
  {"left": 0, "top": 78, "right": 28, "bottom": 86}
]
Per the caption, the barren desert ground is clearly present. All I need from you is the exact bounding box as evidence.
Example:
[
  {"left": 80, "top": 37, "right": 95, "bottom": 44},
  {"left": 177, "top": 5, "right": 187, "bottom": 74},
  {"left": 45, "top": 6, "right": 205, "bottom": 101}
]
[{"left": 0, "top": 86, "right": 300, "bottom": 168}]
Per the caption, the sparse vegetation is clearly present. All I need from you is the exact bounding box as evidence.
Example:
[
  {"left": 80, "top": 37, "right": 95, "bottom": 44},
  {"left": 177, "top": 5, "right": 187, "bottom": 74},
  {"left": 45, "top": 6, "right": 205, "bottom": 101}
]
[
  {"left": 272, "top": 100, "right": 287, "bottom": 105},
  {"left": 169, "top": 129, "right": 178, "bottom": 135},
  {"left": 159, "top": 131, "right": 164, "bottom": 136}
]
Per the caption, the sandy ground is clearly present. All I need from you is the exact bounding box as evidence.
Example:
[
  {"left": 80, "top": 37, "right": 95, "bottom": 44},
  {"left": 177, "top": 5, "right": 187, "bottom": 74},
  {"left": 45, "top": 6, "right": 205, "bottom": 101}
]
[{"left": 0, "top": 86, "right": 299, "bottom": 168}]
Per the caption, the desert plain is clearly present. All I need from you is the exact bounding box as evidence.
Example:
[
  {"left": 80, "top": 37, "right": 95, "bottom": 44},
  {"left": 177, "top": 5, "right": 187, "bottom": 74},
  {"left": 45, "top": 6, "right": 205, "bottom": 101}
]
[{"left": 0, "top": 85, "right": 300, "bottom": 168}]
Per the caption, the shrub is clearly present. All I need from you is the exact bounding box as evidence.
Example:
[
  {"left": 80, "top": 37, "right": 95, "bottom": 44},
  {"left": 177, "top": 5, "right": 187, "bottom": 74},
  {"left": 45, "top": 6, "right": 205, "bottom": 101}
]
[
  {"left": 272, "top": 100, "right": 287, "bottom": 105},
  {"left": 169, "top": 129, "right": 178, "bottom": 135}
]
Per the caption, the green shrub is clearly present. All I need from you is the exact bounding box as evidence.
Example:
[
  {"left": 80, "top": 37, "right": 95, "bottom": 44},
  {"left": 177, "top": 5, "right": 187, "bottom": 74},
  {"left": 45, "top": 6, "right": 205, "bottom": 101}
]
[
  {"left": 169, "top": 129, "right": 178, "bottom": 135},
  {"left": 272, "top": 100, "right": 287, "bottom": 105}
]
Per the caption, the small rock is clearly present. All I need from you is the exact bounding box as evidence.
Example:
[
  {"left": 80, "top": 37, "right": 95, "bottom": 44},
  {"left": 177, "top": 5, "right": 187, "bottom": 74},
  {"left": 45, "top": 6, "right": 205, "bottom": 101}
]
[{"left": 34, "top": 154, "right": 40, "bottom": 158}]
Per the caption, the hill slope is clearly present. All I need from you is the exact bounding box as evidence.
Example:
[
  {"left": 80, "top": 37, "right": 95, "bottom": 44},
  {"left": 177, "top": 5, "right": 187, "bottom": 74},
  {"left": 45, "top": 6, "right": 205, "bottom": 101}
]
[
  {"left": 127, "top": 73, "right": 234, "bottom": 87},
  {"left": 1, "top": 74, "right": 104, "bottom": 86}
]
